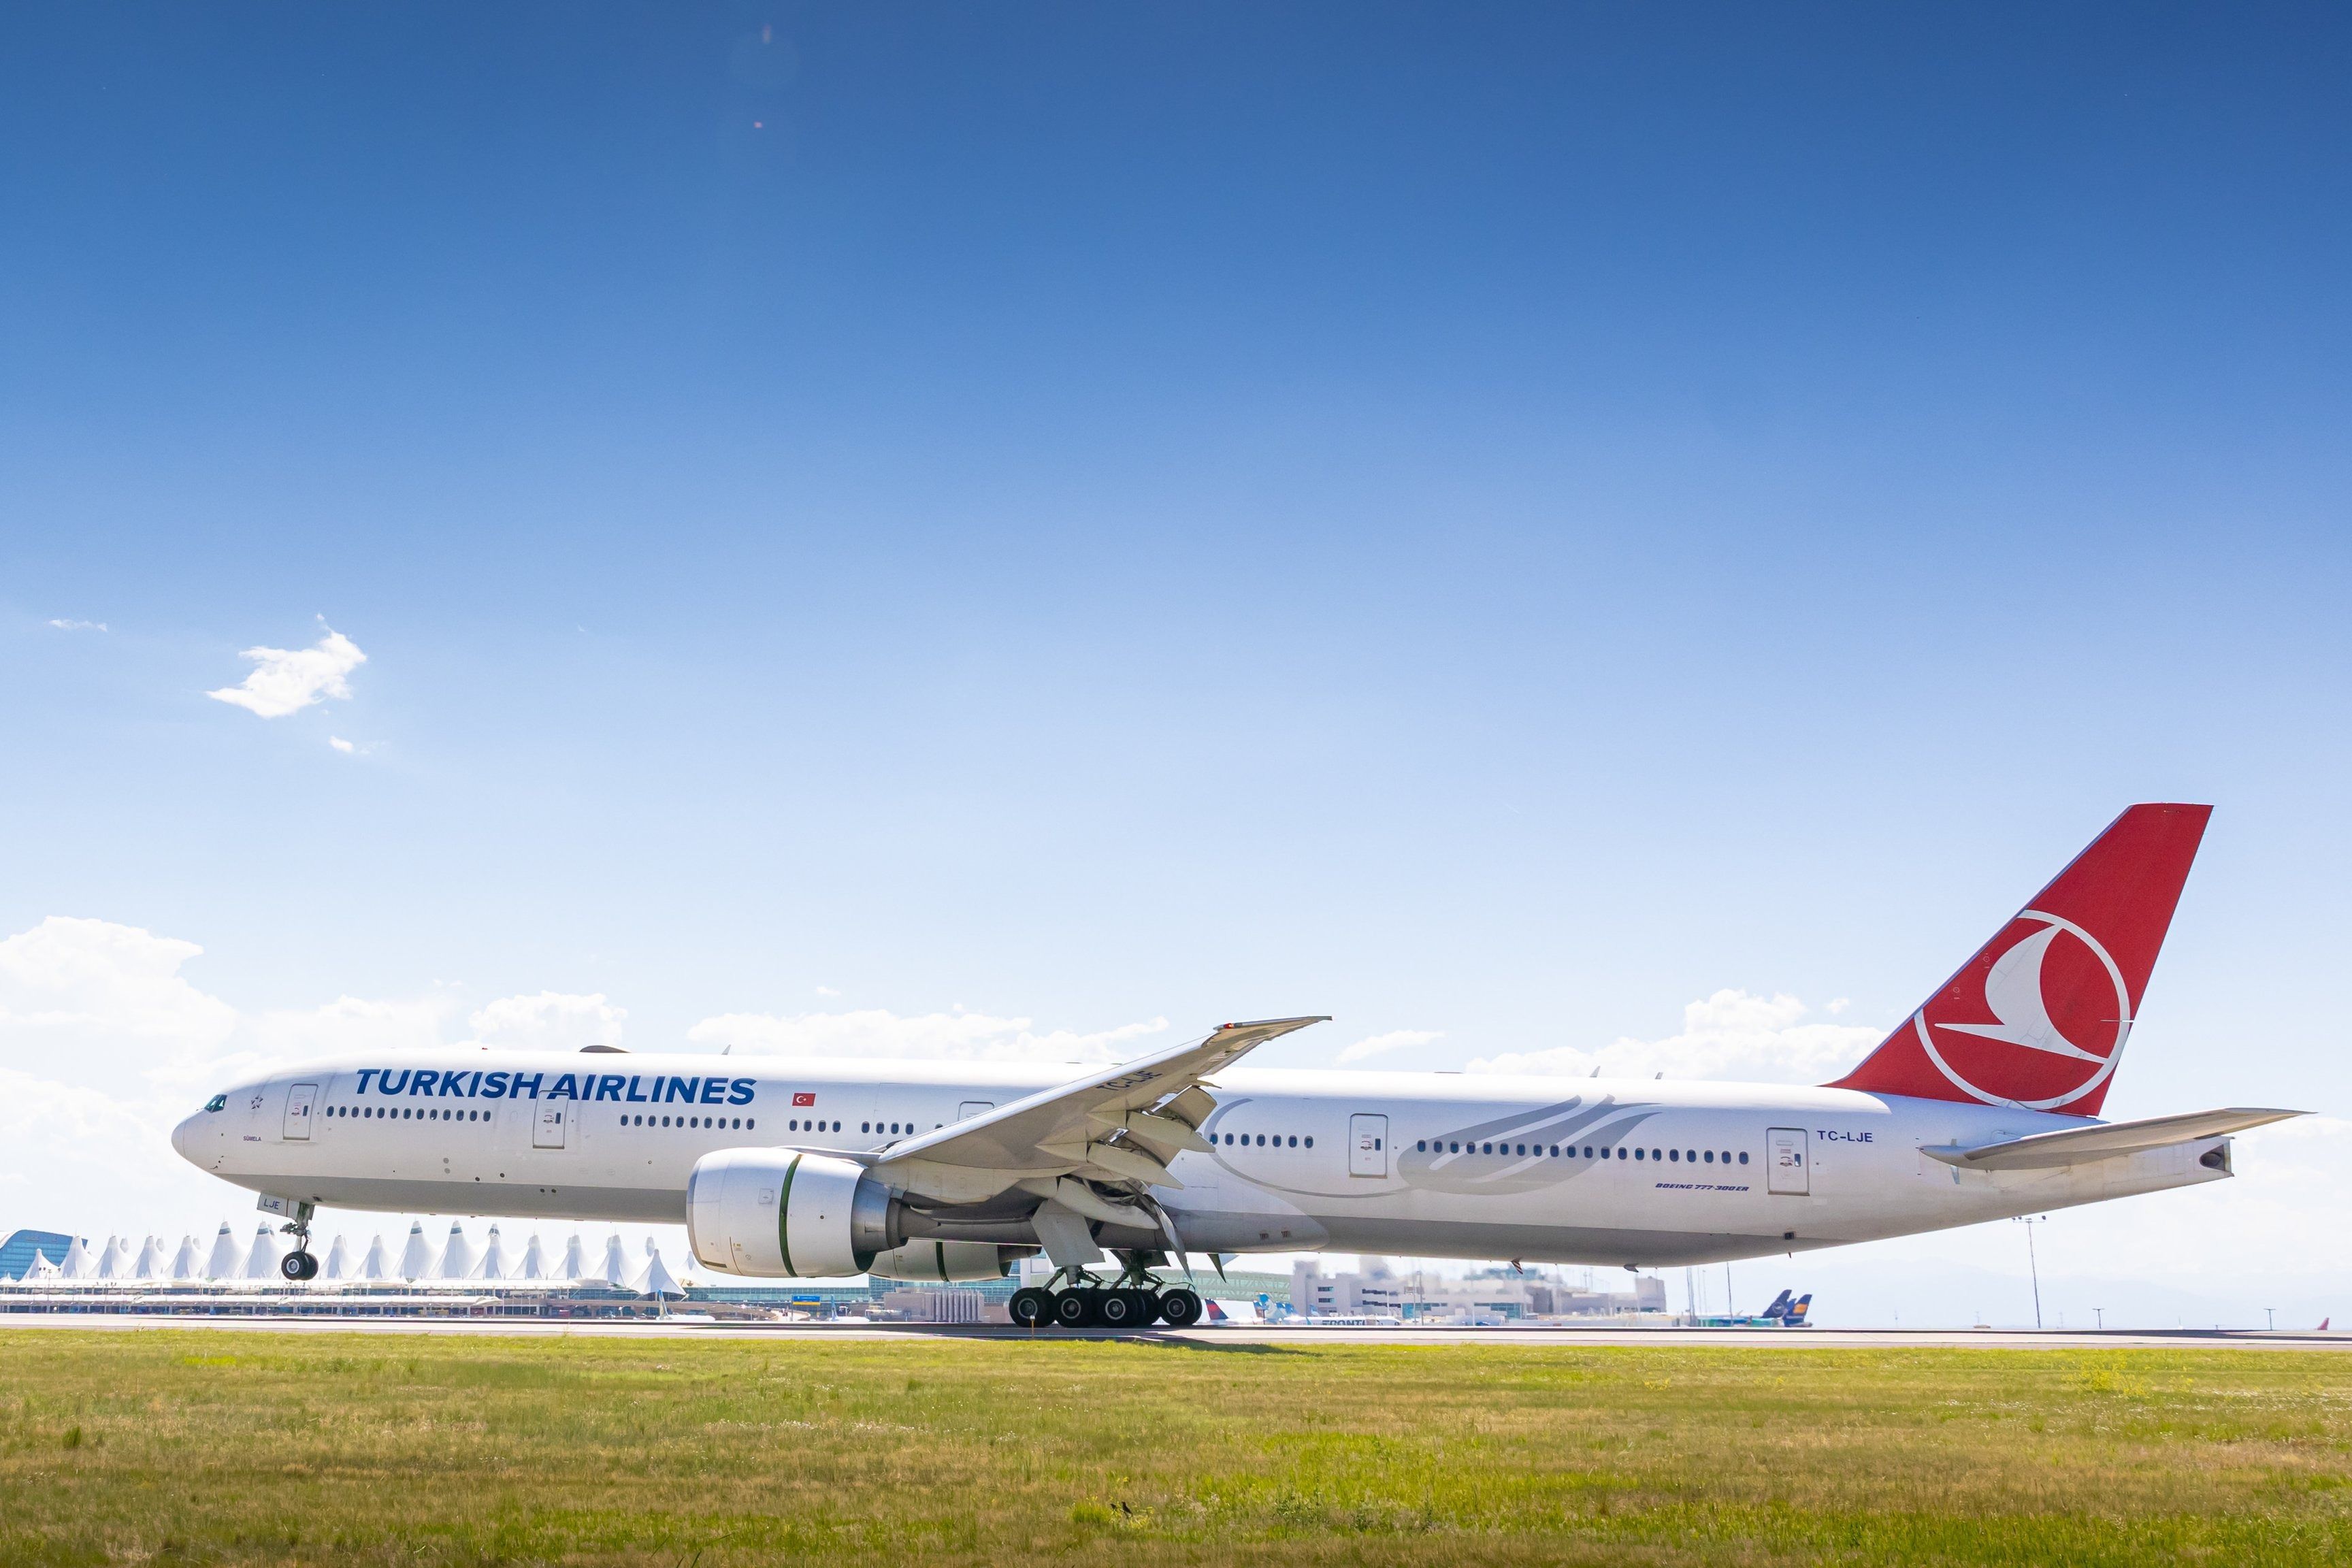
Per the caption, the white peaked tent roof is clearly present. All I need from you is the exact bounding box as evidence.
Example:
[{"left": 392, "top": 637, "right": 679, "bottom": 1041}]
[
  {"left": 436, "top": 1222, "right": 477, "bottom": 1280},
  {"left": 474, "top": 1226, "right": 511, "bottom": 1281},
  {"left": 242, "top": 1224, "right": 282, "bottom": 1279},
  {"left": 359, "top": 1235, "right": 391, "bottom": 1280},
  {"left": 24, "top": 1250, "right": 61, "bottom": 1279},
  {"left": 518, "top": 1235, "right": 547, "bottom": 1281},
  {"left": 397, "top": 1222, "right": 434, "bottom": 1281},
  {"left": 597, "top": 1235, "right": 630, "bottom": 1287},
  {"left": 632, "top": 1241, "right": 684, "bottom": 1298},
  {"left": 132, "top": 1236, "right": 163, "bottom": 1279},
  {"left": 558, "top": 1235, "right": 587, "bottom": 1279},
  {"left": 323, "top": 1236, "right": 351, "bottom": 1279},
  {"left": 203, "top": 1224, "right": 242, "bottom": 1279},
  {"left": 60, "top": 1236, "right": 95, "bottom": 1279},
  {"left": 95, "top": 1237, "right": 129, "bottom": 1279},
  {"left": 167, "top": 1235, "right": 202, "bottom": 1279}
]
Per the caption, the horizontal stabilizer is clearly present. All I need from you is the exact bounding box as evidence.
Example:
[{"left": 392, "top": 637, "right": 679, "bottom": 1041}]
[{"left": 1922, "top": 1107, "right": 2304, "bottom": 1171}]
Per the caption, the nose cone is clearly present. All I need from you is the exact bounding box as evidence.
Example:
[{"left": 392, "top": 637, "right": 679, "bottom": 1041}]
[{"left": 171, "top": 1113, "right": 196, "bottom": 1164}]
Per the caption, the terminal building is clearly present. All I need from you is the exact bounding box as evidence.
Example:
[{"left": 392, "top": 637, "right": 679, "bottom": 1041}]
[
  {"left": 4, "top": 1225, "right": 1683, "bottom": 1326},
  {"left": 1286, "top": 1258, "right": 1669, "bottom": 1323},
  {"left": 0, "top": 1224, "right": 1294, "bottom": 1323}
]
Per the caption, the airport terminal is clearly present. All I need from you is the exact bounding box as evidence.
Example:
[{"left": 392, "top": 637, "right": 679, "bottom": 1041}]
[{"left": 0, "top": 1222, "right": 1743, "bottom": 1327}]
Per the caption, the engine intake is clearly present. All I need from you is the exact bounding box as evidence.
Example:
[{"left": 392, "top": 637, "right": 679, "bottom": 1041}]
[{"left": 688, "top": 1149, "right": 898, "bottom": 1277}]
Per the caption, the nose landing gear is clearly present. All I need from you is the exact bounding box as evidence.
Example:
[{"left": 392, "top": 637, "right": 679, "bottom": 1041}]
[{"left": 276, "top": 1199, "right": 320, "bottom": 1281}]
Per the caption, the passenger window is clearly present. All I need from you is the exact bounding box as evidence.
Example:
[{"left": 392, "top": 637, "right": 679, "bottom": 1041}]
[
  {"left": 1303, "top": 1136, "right": 1312, "bottom": 1147},
  {"left": 1738, "top": 1152, "right": 1749, "bottom": 1164}
]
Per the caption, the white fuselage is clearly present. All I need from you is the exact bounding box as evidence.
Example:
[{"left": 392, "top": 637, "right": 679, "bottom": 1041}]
[{"left": 174, "top": 1050, "right": 2230, "bottom": 1267}]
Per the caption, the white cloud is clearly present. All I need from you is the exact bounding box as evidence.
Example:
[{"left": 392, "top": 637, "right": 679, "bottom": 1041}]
[
  {"left": 815, "top": 986, "right": 840, "bottom": 998},
  {"left": 329, "top": 736, "right": 355, "bottom": 754},
  {"left": 1469, "top": 990, "right": 1884, "bottom": 1082},
  {"left": 687, "top": 1007, "right": 1166, "bottom": 1063},
  {"left": 0, "top": 917, "right": 239, "bottom": 1067},
  {"left": 206, "top": 627, "right": 365, "bottom": 719},
  {"left": 468, "top": 992, "right": 625, "bottom": 1051},
  {"left": 1335, "top": 1028, "right": 1443, "bottom": 1064},
  {"left": 46, "top": 619, "right": 107, "bottom": 632},
  {"left": 0, "top": 915, "right": 648, "bottom": 1239}
]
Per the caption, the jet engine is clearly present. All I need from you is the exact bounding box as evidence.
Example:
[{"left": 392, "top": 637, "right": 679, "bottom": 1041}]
[
  {"left": 687, "top": 1149, "right": 899, "bottom": 1277},
  {"left": 866, "top": 1240, "right": 1027, "bottom": 1282}
]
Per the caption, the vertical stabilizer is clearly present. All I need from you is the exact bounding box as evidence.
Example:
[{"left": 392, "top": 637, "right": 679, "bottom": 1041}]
[{"left": 1830, "top": 804, "right": 2210, "bottom": 1116}]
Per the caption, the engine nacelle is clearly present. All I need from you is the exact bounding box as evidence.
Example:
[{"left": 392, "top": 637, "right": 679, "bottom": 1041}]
[
  {"left": 687, "top": 1149, "right": 898, "bottom": 1277},
  {"left": 866, "top": 1240, "right": 1026, "bottom": 1282}
]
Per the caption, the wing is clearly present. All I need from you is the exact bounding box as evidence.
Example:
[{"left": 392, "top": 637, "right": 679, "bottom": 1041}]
[
  {"left": 1921, "top": 1107, "right": 2303, "bottom": 1171},
  {"left": 874, "top": 1016, "right": 1328, "bottom": 1203}
]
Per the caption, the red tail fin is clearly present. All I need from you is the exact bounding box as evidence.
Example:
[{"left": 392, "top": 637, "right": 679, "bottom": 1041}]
[{"left": 1829, "top": 804, "right": 2211, "bottom": 1116}]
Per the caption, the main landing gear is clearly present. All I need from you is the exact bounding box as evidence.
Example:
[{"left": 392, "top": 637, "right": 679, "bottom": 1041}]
[
  {"left": 278, "top": 1200, "right": 321, "bottom": 1281},
  {"left": 1008, "top": 1258, "right": 1205, "bottom": 1330}
]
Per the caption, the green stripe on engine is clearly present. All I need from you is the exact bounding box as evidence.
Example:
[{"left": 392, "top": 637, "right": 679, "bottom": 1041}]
[{"left": 777, "top": 1153, "right": 802, "bottom": 1276}]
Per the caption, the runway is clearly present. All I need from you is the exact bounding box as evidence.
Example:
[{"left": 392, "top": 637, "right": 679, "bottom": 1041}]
[{"left": 3, "top": 1316, "right": 2345, "bottom": 1350}]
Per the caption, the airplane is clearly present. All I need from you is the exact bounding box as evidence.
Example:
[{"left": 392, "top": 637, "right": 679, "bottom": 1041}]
[{"left": 174, "top": 802, "right": 2300, "bottom": 1328}]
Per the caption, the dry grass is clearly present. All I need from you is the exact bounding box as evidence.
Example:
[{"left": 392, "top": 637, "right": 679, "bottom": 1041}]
[{"left": 3, "top": 1330, "right": 2350, "bottom": 1565}]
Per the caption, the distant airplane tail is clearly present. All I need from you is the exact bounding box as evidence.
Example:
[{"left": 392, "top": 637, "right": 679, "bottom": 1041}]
[
  {"left": 1829, "top": 804, "right": 2211, "bottom": 1116},
  {"left": 1759, "top": 1288, "right": 1794, "bottom": 1320},
  {"left": 1784, "top": 1293, "right": 1812, "bottom": 1326}
]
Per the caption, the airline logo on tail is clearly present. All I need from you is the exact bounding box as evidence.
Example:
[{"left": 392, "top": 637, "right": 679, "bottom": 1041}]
[
  {"left": 1831, "top": 804, "right": 2210, "bottom": 1117},
  {"left": 1912, "top": 910, "right": 2134, "bottom": 1109}
]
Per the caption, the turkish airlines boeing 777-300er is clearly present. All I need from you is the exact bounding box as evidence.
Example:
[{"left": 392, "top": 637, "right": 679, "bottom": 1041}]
[{"left": 176, "top": 803, "right": 2297, "bottom": 1327}]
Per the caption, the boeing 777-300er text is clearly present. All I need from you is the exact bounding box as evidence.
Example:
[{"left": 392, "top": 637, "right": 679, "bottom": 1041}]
[{"left": 176, "top": 803, "right": 2299, "bottom": 1327}]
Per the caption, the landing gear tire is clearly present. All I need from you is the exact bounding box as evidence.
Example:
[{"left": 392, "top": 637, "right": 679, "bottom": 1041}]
[
  {"left": 1156, "top": 1287, "right": 1203, "bottom": 1327},
  {"left": 280, "top": 1250, "right": 318, "bottom": 1282},
  {"left": 1051, "top": 1289, "right": 1098, "bottom": 1328},
  {"left": 1097, "top": 1289, "right": 1151, "bottom": 1328},
  {"left": 1009, "top": 1287, "right": 1051, "bottom": 1327}
]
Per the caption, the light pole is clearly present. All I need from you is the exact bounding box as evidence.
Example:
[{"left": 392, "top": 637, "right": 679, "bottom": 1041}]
[
  {"left": 2094, "top": 1307, "right": 2104, "bottom": 1330},
  {"left": 2266, "top": 1307, "right": 2276, "bottom": 1333},
  {"left": 2014, "top": 1215, "right": 2047, "bottom": 1330}
]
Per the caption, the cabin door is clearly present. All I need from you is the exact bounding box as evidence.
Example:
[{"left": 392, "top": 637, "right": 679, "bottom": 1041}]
[
  {"left": 534, "top": 1103, "right": 568, "bottom": 1149},
  {"left": 1349, "top": 1114, "right": 1388, "bottom": 1178},
  {"left": 282, "top": 1083, "right": 318, "bottom": 1141},
  {"left": 1766, "top": 1128, "right": 1809, "bottom": 1195}
]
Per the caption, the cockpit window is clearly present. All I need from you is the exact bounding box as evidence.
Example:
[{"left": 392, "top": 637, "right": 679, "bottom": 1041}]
[{"left": 203, "top": 1094, "right": 227, "bottom": 1113}]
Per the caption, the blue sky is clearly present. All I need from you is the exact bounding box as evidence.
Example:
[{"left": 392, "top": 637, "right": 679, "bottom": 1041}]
[{"left": 3, "top": 5, "right": 2348, "bottom": 1321}]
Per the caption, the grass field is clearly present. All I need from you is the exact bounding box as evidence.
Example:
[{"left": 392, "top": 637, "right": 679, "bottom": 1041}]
[{"left": 4, "top": 1331, "right": 2351, "bottom": 1565}]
